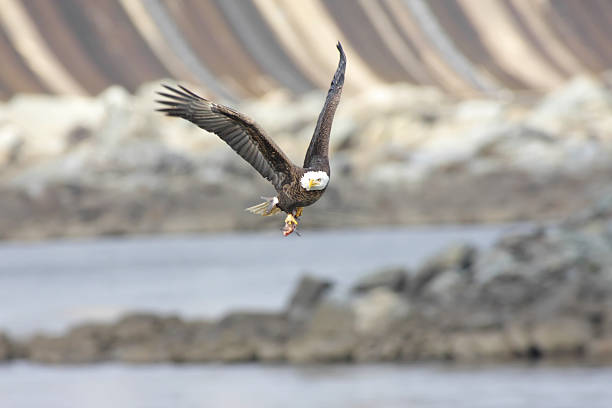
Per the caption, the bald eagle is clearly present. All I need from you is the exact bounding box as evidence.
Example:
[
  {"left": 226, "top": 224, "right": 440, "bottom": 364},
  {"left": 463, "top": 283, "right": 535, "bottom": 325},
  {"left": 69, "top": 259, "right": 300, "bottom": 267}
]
[{"left": 157, "top": 42, "right": 346, "bottom": 236}]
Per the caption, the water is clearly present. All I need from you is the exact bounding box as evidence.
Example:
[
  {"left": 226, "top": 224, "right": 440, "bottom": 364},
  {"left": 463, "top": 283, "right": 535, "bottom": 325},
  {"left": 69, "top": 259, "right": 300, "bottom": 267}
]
[
  {"left": 0, "top": 225, "right": 514, "bottom": 336},
  {"left": 3, "top": 225, "right": 610, "bottom": 408},
  {"left": 1, "top": 362, "right": 611, "bottom": 408}
]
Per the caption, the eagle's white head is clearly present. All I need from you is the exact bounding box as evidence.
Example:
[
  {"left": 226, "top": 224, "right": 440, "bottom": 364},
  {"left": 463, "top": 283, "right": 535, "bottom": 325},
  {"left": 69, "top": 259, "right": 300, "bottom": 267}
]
[{"left": 300, "top": 171, "right": 329, "bottom": 191}]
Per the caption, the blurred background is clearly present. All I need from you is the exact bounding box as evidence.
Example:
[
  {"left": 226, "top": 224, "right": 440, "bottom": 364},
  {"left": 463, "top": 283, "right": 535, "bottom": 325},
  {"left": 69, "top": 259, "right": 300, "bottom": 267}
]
[{"left": 2, "top": 1, "right": 612, "bottom": 407}]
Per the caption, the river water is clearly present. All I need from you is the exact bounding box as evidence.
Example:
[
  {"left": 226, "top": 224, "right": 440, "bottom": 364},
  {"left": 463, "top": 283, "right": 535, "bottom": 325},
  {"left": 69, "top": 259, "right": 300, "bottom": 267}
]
[
  {"left": 1, "top": 225, "right": 611, "bottom": 408},
  {"left": 0, "top": 225, "right": 514, "bottom": 336},
  {"left": 2, "top": 362, "right": 611, "bottom": 408}
]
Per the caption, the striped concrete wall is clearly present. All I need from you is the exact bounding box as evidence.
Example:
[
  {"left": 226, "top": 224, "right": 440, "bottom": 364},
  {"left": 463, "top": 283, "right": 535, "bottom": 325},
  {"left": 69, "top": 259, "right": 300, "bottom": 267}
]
[{"left": 0, "top": 0, "right": 610, "bottom": 100}]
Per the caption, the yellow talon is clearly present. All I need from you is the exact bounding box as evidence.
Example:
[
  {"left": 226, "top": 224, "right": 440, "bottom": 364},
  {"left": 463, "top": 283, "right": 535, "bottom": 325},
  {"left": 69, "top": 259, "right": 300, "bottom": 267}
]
[
  {"left": 295, "top": 207, "right": 303, "bottom": 218},
  {"left": 285, "top": 214, "right": 298, "bottom": 225}
]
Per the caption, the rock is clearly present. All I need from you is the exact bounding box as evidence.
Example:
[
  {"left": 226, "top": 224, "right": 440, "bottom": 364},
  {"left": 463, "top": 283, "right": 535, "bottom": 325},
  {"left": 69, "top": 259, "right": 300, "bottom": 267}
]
[
  {"left": 0, "top": 332, "right": 13, "bottom": 360},
  {"left": 472, "top": 248, "right": 518, "bottom": 284},
  {"left": 454, "top": 99, "right": 505, "bottom": 123},
  {"left": 65, "top": 125, "right": 93, "bottom": 147},
  {"left": 217, "top": 311, "right": 289, "bottom": 341},
  {"left": 399, "top": 329, "right": 451, "bottom": 361},
  {"left": 528, "top": 75, "right": 612, "bottom": 133},
  {"left": 368, "top": 161, "right": 422, "bottom": 185},
  {"left": 352, "top": 267, "right": 409, "bottom": 294},
  {"left": 479, "top": 274, "right": 534, "bottom": 310},
  {"left": 353, "top": 332, "right": 405, "bottom": 362},
  {"left": 114, "top": 339, "right": 174, "bottom": 363},
  {"left": 253, "top": 340, "right": 286, "bottom": 362},
  {"left": 531, "top": 317, "right": 590, "bottom": 357},
  {"left": 285, "top": 275, "right": 333, "bottom": 324},
  {"left": 303, "top": 302, "right": 355, "bottom": 335},
  {"left": 423, "top": 269, "right": 466, "bottom": 303},
  {"left": 214, "top": 338, "right": 256, "bottom": 363},
  {"left": 26, "top": 322, "right": 114, "bottom": 364},
  {"left": 109, "top": 312, "right": 288, "bottom": 364},
  {"left": 395, "top": 124, "right": 501, "bottom": 181},
  {"left": 352, "top": 288, "right": 410, "bottom": 335},
  {"left": 110, "top": 314, "right": 196, "bottom": 363},
  {"left": 286, "top": 302, "right": 355, "bottom": 363},
  {"left": 427, "top": 242, "right": 476, "bottom": 273},
  {"left": 412, "top": 243, "right": 476, "bottom": 295},
  {"left": 0, "top": 124, "right": 23, "bottom": 165},
  {"left": 588, "top": 337, "right": 612, "bottom": 363},
  {"left": 474, "top": 125, "right": 564, "bottom": 174},
  {"left": 174, "top": 321, "right": 219, "bottom": 362},
  {"left": 212, "top": 311, "right": 289, "bottom": 363},
  {"left": 503, "top": 322, "right": 532, "bottom": 357},
  {"left": 495, "top": 225, "right": 546, "bottom": 258},
  {"left": 329, "top": 117, "right": 358, "bottom": 153},
  {"left": 111, "top": 313, "right": 166, "bottom": 343},
  {"left": 286, "top": 334, "right": 354, "bottom": 363},
  {"left": 448, "top": 330, "right": 512, "bottom": 361},
  {"left": 4, "top": 93, "right": 104, "bottom": 163}
]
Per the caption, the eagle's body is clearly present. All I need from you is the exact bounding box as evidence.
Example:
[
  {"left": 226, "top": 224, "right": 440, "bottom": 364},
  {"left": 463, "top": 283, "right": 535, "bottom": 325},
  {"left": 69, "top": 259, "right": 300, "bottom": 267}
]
[
  {"left": 157, "top": 43, "right": 346, "bottom": 235},
  {"left": 276, "top": 167, "right": 327, "bottom": 212}
]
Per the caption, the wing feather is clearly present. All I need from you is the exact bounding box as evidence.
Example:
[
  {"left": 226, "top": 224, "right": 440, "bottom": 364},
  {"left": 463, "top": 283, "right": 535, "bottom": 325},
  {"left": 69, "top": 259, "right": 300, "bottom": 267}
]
[
  {"left": 303, "top": 42, "right": 346, "bottom": 168},
  {"left": 156, "top": 85, "right": 294, "bottom": 189}
]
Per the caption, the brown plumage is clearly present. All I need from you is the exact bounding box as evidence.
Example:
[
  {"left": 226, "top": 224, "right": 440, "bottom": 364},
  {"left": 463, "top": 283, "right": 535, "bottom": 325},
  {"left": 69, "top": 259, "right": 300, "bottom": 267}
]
[{"left": 156, "top": 42, "right": 346, "bottom": 235}]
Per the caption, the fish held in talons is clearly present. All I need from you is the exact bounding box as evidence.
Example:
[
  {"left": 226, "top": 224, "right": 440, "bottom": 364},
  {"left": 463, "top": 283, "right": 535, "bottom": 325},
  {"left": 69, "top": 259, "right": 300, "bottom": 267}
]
[
  {"left": 282, "top": 213, "right": 299, "bottom": 236},
  {"left": 282, "top": 221, "right": 297, "bottom": 237}
]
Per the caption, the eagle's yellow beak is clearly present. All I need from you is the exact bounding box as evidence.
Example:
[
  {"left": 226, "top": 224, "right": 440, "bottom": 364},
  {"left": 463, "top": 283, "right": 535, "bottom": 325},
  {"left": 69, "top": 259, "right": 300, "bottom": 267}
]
[{"left": 308, "top": 179, "right": 317, "bottom": 189}]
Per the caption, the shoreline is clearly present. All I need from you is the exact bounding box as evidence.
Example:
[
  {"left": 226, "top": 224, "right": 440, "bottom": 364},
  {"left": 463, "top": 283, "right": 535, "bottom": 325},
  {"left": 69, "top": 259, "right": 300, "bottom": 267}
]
[
  {"left": 2, "top": 76, "right": 612, "bottom": 241},
  {"left": 2, "top": 193, "right": 612, "bottom": 366},
  {"left": 1, "top": 168, "right": 607, "bottom": 241}
]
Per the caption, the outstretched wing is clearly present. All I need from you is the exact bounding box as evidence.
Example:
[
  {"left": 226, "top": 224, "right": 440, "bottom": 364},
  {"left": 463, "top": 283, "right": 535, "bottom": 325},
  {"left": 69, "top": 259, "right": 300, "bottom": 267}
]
[
  {"left": 157, "top": 85, "right": 293, "bottom": 190},
  {"left": 303, "top": 42, "right": 346, "bottom": 169}
]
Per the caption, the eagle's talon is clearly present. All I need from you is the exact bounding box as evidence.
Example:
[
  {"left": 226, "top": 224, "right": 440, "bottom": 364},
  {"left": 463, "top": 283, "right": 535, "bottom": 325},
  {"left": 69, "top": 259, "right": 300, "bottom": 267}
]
[{"left": 285, "top": 214, "right": 299, "bottom": 226}]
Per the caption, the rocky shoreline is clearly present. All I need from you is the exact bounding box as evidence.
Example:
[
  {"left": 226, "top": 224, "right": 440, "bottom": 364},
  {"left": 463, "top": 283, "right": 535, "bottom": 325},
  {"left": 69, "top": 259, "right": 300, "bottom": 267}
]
[
  {"left": 2, "top": 76, "right": 612, "bottom": 239},
  {"left": 3, "top": 193, "right": 612, "bottom": 365}
]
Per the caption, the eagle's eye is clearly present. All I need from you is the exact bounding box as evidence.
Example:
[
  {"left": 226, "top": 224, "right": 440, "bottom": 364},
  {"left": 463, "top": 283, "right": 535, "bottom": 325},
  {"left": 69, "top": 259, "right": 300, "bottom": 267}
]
[{"left": 316, "top": 178, "right": 321, "bottom": 182}]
